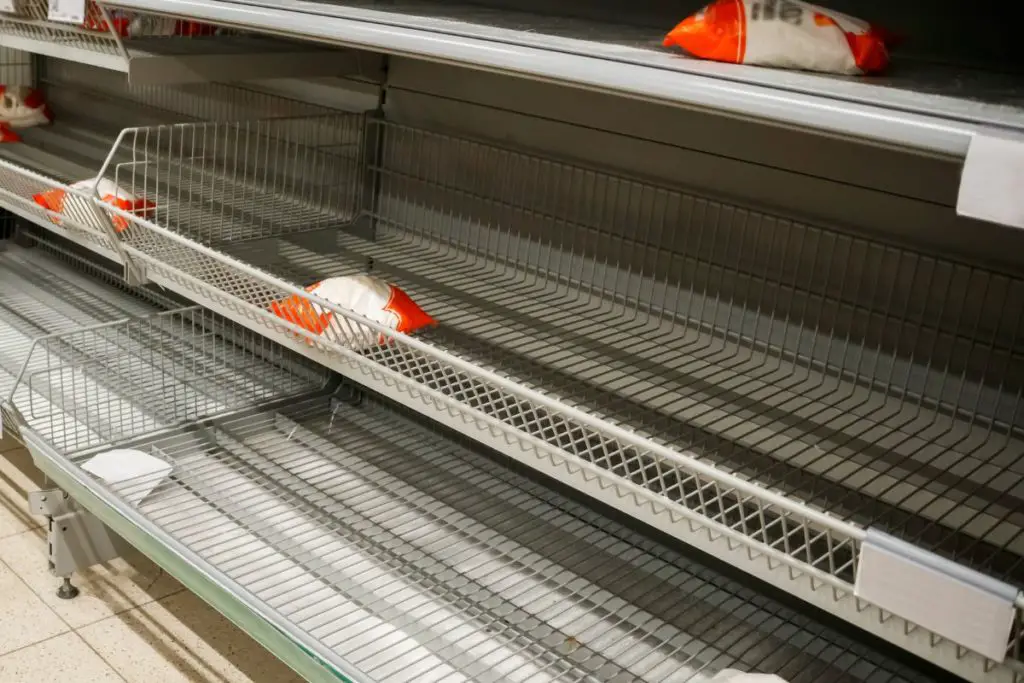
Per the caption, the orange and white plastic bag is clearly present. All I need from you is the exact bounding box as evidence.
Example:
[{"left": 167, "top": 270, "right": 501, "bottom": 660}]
[
  {"left": 32, "top": 179, "right": 156, "bottom": 233},
  {"left": 84, "top": 7, "right": 218, "bottom": 37},
  {"left": 663, "top": 0, "right": 888, "bottom": 75},
  {"left": 0, "top": 86, "right": 52, "bottom": 143},
  {"left": 270, "top": 275, "right": 436, "bottom": 350}
]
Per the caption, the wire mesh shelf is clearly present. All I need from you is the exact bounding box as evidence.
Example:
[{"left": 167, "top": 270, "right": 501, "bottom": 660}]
[
  {"left": 3, "top": 104, "right": 1024, "bottom": 678},
  {"left": 2, "top": 305, "right": 330, "bottom": 453},
  {"left": 0, "top": 0, "right": 378, "bottom": 84},
  {"left": 100, "top": 114, "right": 366, "bottom": 245},
  {"left": 14, "top": 382, "right": 944, "bottom": 683}
]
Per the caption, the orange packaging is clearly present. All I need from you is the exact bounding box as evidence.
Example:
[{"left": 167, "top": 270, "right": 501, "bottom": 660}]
[
  {"left": 33, "top": 179, "right": 156, "bottom": 233},
  {"left": 270, "top": 275, "right": 436, "bottom": 350},
  {"left": 663, "top": 0, "right": 888, "bottom": 75},
  {"left": 0, "top": 86, "right": 52, "bottom": 143}
]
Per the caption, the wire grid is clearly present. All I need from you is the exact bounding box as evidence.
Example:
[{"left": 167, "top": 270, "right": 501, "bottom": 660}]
[
  {"left": 12, "top": 108, "right": 1024, "bottom": 664},
  {"left": 0, "top": 158, "right": 125, "bottom": 257},
  {"left": 6, "top": 305, "right": 330, "bottom": 454},
  {"left": 0, "top": 238, "right": 169, "bottom": 435},
  {"left": 361, "top": 121, "right": 1024, "bottom": 576},
  {"left": 102, "top": 115, "right": 365, "bottom": 245},
  {"left": 0, "top": 0, "right": 125, "bottom": 55},
  {"left": 0, "top": 45, "right": 32, "bottom": 85},
  {"left": 0, "top": 1, "right": 226, "bottom": 56},
  {"left": 141, "top": 119, "right": 1024, "bottom": 588},
  {"left": 43, "top": 60, "right": 346, "bottom": 123},
  {"left": 105, "top": 202, "right": 866, "bottom": 605},
  {"left": 61, "top": 392, "right": 938, "bottom": 683}
]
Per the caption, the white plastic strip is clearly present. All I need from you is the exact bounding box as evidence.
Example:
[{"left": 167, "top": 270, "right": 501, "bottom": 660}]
[
  {"left": 855, "top": 529, "right": 1018, "bottom": 663},
  {"left": 958, "top": 132, "right": 1024, "bottom": 229}
]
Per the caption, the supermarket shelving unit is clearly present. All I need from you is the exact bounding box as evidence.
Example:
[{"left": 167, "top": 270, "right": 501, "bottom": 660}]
[
  {"left": 0, "top": 1, "right": 1022, "bottom": 682},
  {"left": 0, "top": 0, "right": 383, "bottom": 83}
]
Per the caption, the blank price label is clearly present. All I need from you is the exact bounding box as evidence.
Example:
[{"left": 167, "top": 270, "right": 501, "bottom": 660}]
[
  {"left": 47, "top": 0, "right": 85, "bottom": 24},
  {"left": 0, "top": 0, "right": 18, "bottom": 14},
  {"left": 958, "top": 132, "right": 1024, "bottom": 230}
]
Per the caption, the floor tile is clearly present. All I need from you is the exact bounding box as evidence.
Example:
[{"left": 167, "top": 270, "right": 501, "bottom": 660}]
[
  {"left": 0, "top": 528, "right": 182, "bottom": 629},
  {"left": 0, "top": 447, "right": 46, "bottom": 540},
  {"left": 0, "top": 631, "right": 123, "bottom": 682},
  {"left": 0, "top": 559, "right": 68, "bottom": 656},
  {"left": 78, "top": 589, "right": 304, "bottom": 683}
]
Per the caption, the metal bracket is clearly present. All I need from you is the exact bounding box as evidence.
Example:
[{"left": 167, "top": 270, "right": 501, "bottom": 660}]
[
  {"left": 28, "top": 488, "right": 74, "bottom": 517},
  {"left": 48, "top": 507, "right": 123, "bottom": 578}
]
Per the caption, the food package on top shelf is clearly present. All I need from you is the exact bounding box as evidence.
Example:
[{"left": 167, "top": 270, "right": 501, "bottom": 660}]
[
  {"left": 663, "top": 0, "right": 889, "bottom": 75},
  {"left": 710, "top": 670, "right": 789, "bottom": 683},
  {"left": 0, "top": 86, "right": 53, "bottom": 143},
  {"left": 33, "top": 179, "right": 156, "bottom": 233},
  {"left": 270, "top": 275, "right": 437, "bottom": 351},
  {"left": 127, "top": 14, "right": 220, "bottom": 37},
  {"left": 84, "top": 7, "right": 218, "bottom": 37}
]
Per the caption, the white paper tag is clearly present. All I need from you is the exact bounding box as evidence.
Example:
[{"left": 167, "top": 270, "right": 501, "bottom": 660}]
[
  {"left": 82, "top": 448, "right": 172, "bottom": 507},
  {"left": 958, "top": 132, "right": 1024, "bottom": 230},
  {"left": 47, "top": 0, "right": 85, "bottom": 25},
  {"left": 0, "top": 0, "right": 20, "bottom": 14}
]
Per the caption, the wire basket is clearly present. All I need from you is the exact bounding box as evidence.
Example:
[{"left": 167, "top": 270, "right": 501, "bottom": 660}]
[{"left": 3, "top": 306, "right": 332, "bottom": 455}]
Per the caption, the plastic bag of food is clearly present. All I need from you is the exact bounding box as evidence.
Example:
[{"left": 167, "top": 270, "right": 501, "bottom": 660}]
[
  {"left": 269, "top": 275, "right": 436, "bottom": 350},
  {"left": 127, "top": 15, "right": 219, "bottom": 37},
  {"left": 663, "top": 0, "right": 888, "bottom": 75},
  {"left": 32, "top": 179, "right": 156, "bottom": 233},
  {"left": 82, "top": 5, "right": 130, "bottom": 35},
  {"left": 84, "top": 8, "right": 217, "bottom": 37},
  {"left": 710, "top": 670, "right": 789, "bottom": 683},
  {"left": 0, "top": 86, "right": 52, "bottom": 143}
]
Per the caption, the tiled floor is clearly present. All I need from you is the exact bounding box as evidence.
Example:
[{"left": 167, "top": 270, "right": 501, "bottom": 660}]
[{"left": 0, "top": 436, "right": 305, "bottom": 683}]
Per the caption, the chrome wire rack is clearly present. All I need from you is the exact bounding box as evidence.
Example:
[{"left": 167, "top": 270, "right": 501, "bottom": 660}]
[
  {"left": 3, "top": 304, "right": 330, "bottom": 452},
  {"left": 8, "top": 373, "right": 943, "bottom": 683},
  {"left": 3, "top": 103, "right": 1023, "bottom": 678},
  {"left": 100, "top": 114, "right": 365, "bottom": 245}
]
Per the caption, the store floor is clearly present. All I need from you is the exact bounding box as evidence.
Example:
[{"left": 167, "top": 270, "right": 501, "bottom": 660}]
[{"left": 0, "top": 436, "right": 304, "bottom": 683}]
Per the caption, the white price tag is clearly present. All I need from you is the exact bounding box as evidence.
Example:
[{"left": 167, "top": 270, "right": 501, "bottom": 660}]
[
  {"left": 958, "top": 131, "right": 1024, "bottom": 230},
  {"left": 47, "top": 0, "right": 85, "bottom": 25},
  {"left": 0, "top": 0, "right": 20, "bottom": 15}
]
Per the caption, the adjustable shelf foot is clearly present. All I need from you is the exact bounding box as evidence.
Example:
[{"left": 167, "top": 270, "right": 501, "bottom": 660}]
[{"left": 56, "top": 576, "right": 80, "bottom": 600}]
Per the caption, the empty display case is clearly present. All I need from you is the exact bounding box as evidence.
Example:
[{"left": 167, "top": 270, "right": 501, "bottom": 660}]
[{"left": 0, "top": 0, "right": 1022, "bottom": 682}]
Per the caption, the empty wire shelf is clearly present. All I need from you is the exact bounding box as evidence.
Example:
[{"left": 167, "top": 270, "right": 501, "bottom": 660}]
[
  {"left": 0, "top": 73, "right": 354, "bottom": 260},
  {"left": 0, "top": 1, "right": 376, "bottom": 84},
  {"left": 5, "top": 103, "right": 1024, "bottom": 678},
  {"left": 5, "top": 336, "right": 943, "bottom": 683},
  {"left": 0, "top": 231, "right": 174, "bottom": 402}
]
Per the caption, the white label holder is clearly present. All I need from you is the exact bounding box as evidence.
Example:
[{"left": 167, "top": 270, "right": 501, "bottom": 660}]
[
  {"left": 958, "top": 131, "right": 1024, "bottom": 230},
  {"left": 855, "top": 529, "right": 1018, "bottom": 663},
  {"left": 47, "top": 0, "right": 85, "bottom": 25}
]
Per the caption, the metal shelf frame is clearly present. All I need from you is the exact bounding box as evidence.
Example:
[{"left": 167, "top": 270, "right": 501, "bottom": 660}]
[{"left": 0, "top": 106, "right": 1019, "bottom": 680}]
